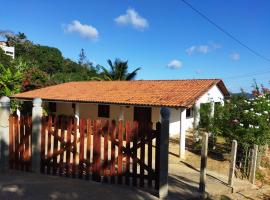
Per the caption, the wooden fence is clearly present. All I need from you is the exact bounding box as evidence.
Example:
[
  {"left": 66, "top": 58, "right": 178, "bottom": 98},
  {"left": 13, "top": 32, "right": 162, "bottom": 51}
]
[
  {"left": 9, "top": 115, "right": 161, "bottom": 191},
  {"left": 9, "top": 115, "right": 32, "bottom": 171}
]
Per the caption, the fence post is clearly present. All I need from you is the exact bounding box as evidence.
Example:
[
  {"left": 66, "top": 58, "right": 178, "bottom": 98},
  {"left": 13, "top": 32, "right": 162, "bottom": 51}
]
[
  {"left": 249, "top": 144, "right": 258, "bottom": 184},
  {"left": 199, "top": 132, "right": 208, "bottom": 197},
  {"left": 32, "top": 98, "right": 43, "bottom": 173},
  {"left": 228, "top": 140, "right": 237, "bottom": 187},
  {"left": 0, "top": 96, "right": 10, "bottom": 170},
  {"left": 158, "top": 107, "right": 170, "bottom": 199}
]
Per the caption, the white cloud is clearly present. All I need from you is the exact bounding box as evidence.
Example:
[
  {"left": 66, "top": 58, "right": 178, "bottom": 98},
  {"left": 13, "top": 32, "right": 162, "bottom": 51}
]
[
  {"left": 195, "top": 69, "right": 203, "bottom": 74},
  {"left": 186, "top": 45, "right": 210, "bottom": 55},
  {"left": 230, "top": 52, "right": 240, "bottom": 60},
  {"left": 64, "top": 20, "right": 99, "bottom": 40},
  {"left": 197, "top": 45, "right": 209, "bottom": 54},
  {"left": 115, "top": 8, "right": 149, "bottom": 30},
  {"left": 186, "top": 43, "right": 221, "bottom": 55},
  {"left": 167, "top": 59, "right": 182, "bottom": 69}
]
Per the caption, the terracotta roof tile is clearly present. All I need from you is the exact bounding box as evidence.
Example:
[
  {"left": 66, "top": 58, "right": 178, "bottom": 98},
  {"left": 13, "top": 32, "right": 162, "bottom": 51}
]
[{"left": 11, "top": 79, "right": 229, "bottom": 107}]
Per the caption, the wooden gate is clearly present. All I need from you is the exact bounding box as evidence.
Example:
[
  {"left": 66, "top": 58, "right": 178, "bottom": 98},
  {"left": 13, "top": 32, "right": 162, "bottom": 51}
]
[
  {"left": 9, "top": 115, "right": 32, "bottom": 171},
  {"left": 41, "top": 115, "right": 161, "bottom": 190}
]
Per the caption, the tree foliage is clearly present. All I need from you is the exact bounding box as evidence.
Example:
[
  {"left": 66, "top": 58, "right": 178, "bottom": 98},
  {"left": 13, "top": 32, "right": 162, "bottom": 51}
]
[{"left": 92, "top": 59, "right": 140, "bottom": 81}]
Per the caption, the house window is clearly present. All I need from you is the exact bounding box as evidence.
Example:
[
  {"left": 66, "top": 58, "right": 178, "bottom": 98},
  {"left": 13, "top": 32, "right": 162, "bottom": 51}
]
[
  {"left": 98, "top": 105, "right": 110, "bottom": 118},
  {"left": 48, "top": 102, "right": 56, "bottom": 113},
  {"left": 186, "top": 107, "right": 193, "bottom": 118}
]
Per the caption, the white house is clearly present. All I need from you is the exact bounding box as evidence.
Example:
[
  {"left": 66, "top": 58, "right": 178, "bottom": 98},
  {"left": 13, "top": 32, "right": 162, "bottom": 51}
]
[
  {"left": 12, "top": 79, "right": 229, "bottom": 158},
  {"left": 0, "top": 42, "right": 15, "bottom": 59}
]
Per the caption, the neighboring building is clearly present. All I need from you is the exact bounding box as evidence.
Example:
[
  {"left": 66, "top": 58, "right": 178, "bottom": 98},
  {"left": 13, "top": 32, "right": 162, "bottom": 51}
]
[
  {"left": 11, "top": 79, "right": 229, "bottom": 158},
  {"left": 0, "top": 41, "right": 15, "bottom": 59}
]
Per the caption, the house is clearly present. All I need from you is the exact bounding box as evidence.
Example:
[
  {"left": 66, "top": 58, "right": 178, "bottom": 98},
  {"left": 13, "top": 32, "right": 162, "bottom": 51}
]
[
  {"left": 0, "top": 41, "right": 15, "bottom": 59},
  {"left": 11, "top": 79, "right": 229, "bottom": 158}
]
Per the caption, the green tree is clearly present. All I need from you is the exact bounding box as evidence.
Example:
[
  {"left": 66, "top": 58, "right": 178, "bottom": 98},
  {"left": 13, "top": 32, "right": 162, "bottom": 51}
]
[
  {"left": 92, "top": 59, "right": 141, "bottom": 81},
  {"left": 22, "top": 67, "right": 53, "bottom": 92},
  {"left": 0, "top": 64, "right": 22, "bottom": 96},
  {"left": 78, "top": 48, "right": 87, "bottom": 65}
]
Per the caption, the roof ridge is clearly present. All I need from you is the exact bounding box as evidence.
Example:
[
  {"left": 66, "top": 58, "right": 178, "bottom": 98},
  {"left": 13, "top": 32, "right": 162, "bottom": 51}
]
[{"left": 70, "top": 79, "right": 222, "bottom": 83}]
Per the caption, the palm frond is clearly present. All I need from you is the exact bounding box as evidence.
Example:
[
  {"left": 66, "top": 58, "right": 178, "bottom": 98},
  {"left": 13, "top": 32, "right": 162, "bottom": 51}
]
[{"left": 126, "top": 67, "right": 141, "bottom": 80}]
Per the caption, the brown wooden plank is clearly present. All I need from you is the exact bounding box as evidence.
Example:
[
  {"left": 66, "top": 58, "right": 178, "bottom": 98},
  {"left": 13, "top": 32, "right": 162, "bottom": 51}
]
[
  {"left": 14, "top": 116, "right": 19, "bottom": 170},
  {"left": 96, "top": 120, "right": 101, "bottom": 182},
  {"left": 132, "top": 121, "right": 138, "bottom": 187},
  {"left": 79, "top": 118, "right": 85, "bottom": 179},
  {"left": 47, "top": 116, "right": 52, "bottom": 174},
  {"left": 117, "top": 120, "right": 123, "bottom": 184},
  {"left": 103, "top": 120, "right": 109, "bottom": 183},
  {"left": 28, "top": 116, "right": 32, "bottom": 170},
  {"left": 125, "top": 121, "right": 131, "bottom": 185},
  {"left": 147, "top": 122, "right": 153, "bottom": 187},
  {"left": 40, "top": 116, "right": 46, "bottom": 173},
  {"left": 52, "top": 116, "right": 58, "bottom": 175},
  {"left": 72, "top": 118, "right": 78, "bottom": 178},
  {"left": 66, "top": 117, "right": 72, "bottom": 177},
  {"left": 19, "top": 116, "right": 24, "bottom": 170},
  {"left": 140, "top": 122, "right": 145, "bottom": 187},
  {"left": 26, "top": 116, "right": 32, "bottom": 171},
  {"left": 9, "top": 115, "right": 14, "bottom": 169},
  {"left": 92, "top": 120, "right": 97, "bottom": 181},
  {"left": 86, "top": 119, "right": 92, "bottom": 180},
  {"left": 59, "top": 116, "right": 65, "bottom": 176},
  {"left": 155, "top": 122, "right": 161, "bottom": 190},
  {"left": 92, "top": 120, "right": 101, "bottom": 182},
  {"left": 110, "top": 120, "right": 116, "bottom": 183}
]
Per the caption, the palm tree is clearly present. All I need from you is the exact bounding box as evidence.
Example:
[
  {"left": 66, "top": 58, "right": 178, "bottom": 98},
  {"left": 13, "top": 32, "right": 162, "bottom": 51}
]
[{"left": 92, "top": 59, "right": 141, "bottom": 81}]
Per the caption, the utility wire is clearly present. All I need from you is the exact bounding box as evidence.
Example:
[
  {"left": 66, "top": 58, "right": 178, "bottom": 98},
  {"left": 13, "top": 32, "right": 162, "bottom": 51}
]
[
  {"left": 180, "top": 0, "right": 270, "bottom": 63},
  {"left": 223, "top": 70, "right": 270, "bottom": 80}
]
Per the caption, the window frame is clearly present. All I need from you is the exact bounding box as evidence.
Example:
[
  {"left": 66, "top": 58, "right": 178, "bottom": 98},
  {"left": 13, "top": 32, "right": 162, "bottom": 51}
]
[{"left": 186, "top": 107, "right": 194, "bottom": 118}]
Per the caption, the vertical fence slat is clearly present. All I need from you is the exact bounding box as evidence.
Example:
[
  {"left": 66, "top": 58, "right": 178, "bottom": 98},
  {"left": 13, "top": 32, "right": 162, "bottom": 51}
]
[
  {"left": 132, "top": 121, "right": 138, "bottom": 187},
  {"left": 125, "top": 121, "right": 131, "bottom": 185},
  {"left": 26, "top": 116, "right": 31, "bottom": 171},
  {"left": 140, "top": 123, "right": 145, "bottom": 187},
  {"left": 72, "top": 118, "right": 78, "bottom": 178},
  {"left": 9, "top": 116, "right": 14, "bottom": 169},
  {"left": 52, "top": 116, "right": 58, "bottom": 175},
  {"left": 66, "top": 117, "right": 72, "bottom": 177},
  {"left": 155, "top": 122, "right": 161, "bottom": 190},
  {"left": 19, "top": 116, "right": 24, "bottom": 170},
  {"left": 79, "top": 119, "right": 85, "bottom": 179},
  {"left": 59, "top": 116, "right": 65, "bottom": 176},
  {"left": 118, "top": 120, "right": 123, "bottom": 184},
  {"left": 86, "top": 119, "right": 92, "bottom": 180},
  {"left": 103, "top": 120, "right": 109, "bottom": 183},
  {"left": 110, "top": 120, "right": 116, "bottom": 183},
  {"left": 14, "top": 116, "right": 19, "bottom": 170},
  {"left": 148, "top": 122, "right": 153, "bottom": 187},
  {"left": 96, "top": 120, "right": 101, "bottom": 182},
  {"left": 92, "top": 120, "right": 100, "bottom": 181},
  {"left": 47, "top": 116, "right": 52, "bottom": 174}
]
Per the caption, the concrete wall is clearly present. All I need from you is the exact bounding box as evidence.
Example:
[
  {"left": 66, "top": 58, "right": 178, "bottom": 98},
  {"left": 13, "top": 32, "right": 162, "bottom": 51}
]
[
  {"left": 0, "top": 45, "right": 15, "bottom": 59},
  {"left": 54, "top": 102, "right": 161, "bottom": 126}
]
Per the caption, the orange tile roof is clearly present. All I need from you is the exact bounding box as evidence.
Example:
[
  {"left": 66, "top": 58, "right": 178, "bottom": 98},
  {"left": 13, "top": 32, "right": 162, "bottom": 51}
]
[{"left": 12, "top": 79, "right": 229, "bottom": 108}]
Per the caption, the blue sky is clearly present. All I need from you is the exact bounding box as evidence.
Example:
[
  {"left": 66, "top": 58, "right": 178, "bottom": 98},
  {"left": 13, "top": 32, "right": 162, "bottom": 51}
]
[{"left": 1, "top": 0, "right": 270, "bottom": 92}]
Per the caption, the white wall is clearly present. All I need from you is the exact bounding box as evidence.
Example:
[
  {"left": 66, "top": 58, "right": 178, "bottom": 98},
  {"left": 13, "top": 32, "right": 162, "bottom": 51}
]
[
  {"left": 0, "top": 45, "right": 15, "bottom": 59},
  {"left": 54, "top": 102, "right": 161, "bottom": 126}
]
